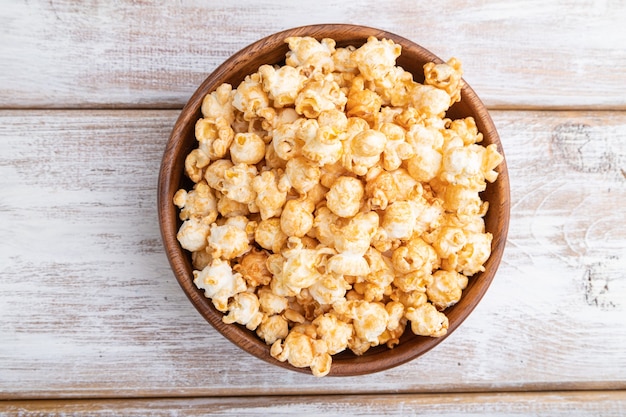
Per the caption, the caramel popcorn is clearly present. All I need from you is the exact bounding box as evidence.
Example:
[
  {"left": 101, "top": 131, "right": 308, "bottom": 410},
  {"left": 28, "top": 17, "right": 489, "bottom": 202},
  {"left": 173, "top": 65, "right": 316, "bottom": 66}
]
[
  {"left": 223, "top": 292, "right": 263, "bottom": 330},
  {"left": 175, "top": 36, "right": 503, "bottom": 376}
]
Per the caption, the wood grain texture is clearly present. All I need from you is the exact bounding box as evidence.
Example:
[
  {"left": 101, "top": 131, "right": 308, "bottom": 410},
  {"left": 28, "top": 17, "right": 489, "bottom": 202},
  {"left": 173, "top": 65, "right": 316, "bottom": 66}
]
[
  {"left": 2, "top": 391, "right": 626, "bottom": 416},
  {"left": 1, "top": 0, "right": 625, "bottom": 109},
  {"left": 1, "top": 110, "right": 624, "bottom": 399}
]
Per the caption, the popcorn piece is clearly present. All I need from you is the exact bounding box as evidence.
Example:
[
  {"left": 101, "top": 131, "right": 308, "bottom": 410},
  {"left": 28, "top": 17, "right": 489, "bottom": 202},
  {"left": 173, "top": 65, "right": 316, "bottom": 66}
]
[
  {"left": 295, "top": 73, "right": 347, "bottom": 119},
  {"left": 280, "top": 198, "right": 314, "bottom": 238},
  {"left": 318, "top": 108, "right": 349, "bottom": 130},
  {"left": 385, "top": 301, "right": 405, "bottom": 331},
  {"left": 409, "top": 84, "right": 451, "bottom": 118},
  {"left": 332, "top": 211, "right": 379, "bottom": 255},
  {"left": 252, "top": 170, "right": 288, "bottom": 220},
  {"left": 207, "top": 223, "right": 250, "bottom": 260},
  {"left": 325, "top": 176, "right": 364, "bottom": 218},
  {"left": 449, "top": 117, "right": 483, "bottom": 146},
  {"left": 376, "top": 106, "right": 404, "bottom": 124},
  {"left": 184, "top": 149, "right": 210, "bottom": 183},
  {"left": 301, "top": 112, "right": 345, "bottom": 166},
  {"left": 391, "top": 237, "right": 439, "bottom": 275},
  {"left": 272, "top": 119, "right": 303, "bottom": 161},
  {"left": 405, "top": 124, "right": 444, "bottom": 182},
  {"left": 405, "top": 303, "right": 449, "bottom": 337},
  {"left": 255, "top": 218, "right": 288, "bottom": 253},
  {"left": 356, "top": 247, "right": 395, "bottom": 302},
  {"left": 441, "top": 211, "right": 487, "bottom": 235},
  {"left": 454, "top": 231, "right": 493, "bottom": 276},
  {"left": 378, "top": 301, "right": 406, "bottom": 348},
  {"left": 257, "top": 314, "right": 289, "bottom": 344},
  {"left": 440, "top": 143, "right": 484, "bottom": 186},
  {"left": 291, "top": 322, "right": 318, "bottom": 338},
  {"left": 203, "top": 159, "right": 233, "bottom": 191},
  {"left": 327, "top": 252, "right": 370, "bottom": 277},
  {"left": 390, "top": 288, "right": 428, "bottom": 309},
  {"left": 381, "top": 201, "right": 415, "bottom": 240},
  {"left": 271, "top": 331, "right": 331, "bottom": 377},
  {"left": 216, "top": 191, "right": 250, "bottom": 218},
  {"left": 378, "top": 322, "right": 406, "bottom": 349},
  {"left": 352, "top": 36, "right": 401, "bottom": 82},
  {"left": 343, "top": 129, "right": 387, "bottom": 175},
  {"left": 364, "top": 168, "right": 399, "bottom": 210},
  {"left": 389, "top": 168, "right": 421, "bottom": 201},
  {"left": 282, "top": 307, "right": 306, "bottom": 325},
  {"left": 285, "top": 36, "right": 335, "bottom": 75},
  {"left": 173, "top": 181, "right": 218, "bottom": 224},
  {"left": 271, "top": 240, "right": 331, "bottom": 296},
  {"left": 230, "top": 132, "right": 266, "bottom": 165},
  {"left": 483, "top": 144, "right": 504, "bottom": 183},
  {"left": 311, "top": 205, "right": 340, "bottom": 248},
  {"left": 332, "top": 45, "right": 358, "bottom": 74},
  {"left": 296, "top": 117, "right": 319, "bottom": 143},
  {"left": 430, "top": 226, "right": 467, "bottom": 259},
  {"left": 308, "top": 273, "right": 351, "bottom": 305},
  {"left": 221, "top": 163, "right": 257, "bottom": 204},
  {"left": 338, "top": 300, "right": 389, "bottom": 345},
  {"left": 346, "top": 76, "right": 382, "bottom": 125},
  {"left": 379, "top": 122, "right": 414, "bottom": 171},
  {"left": 176, "top": 217, "right": 210, "bottom": 252},
  {"left": 394, "top": 269, "right": 434, "bottom": 294},
  {"left": 374, "top": 66, "right": 416, "bottom": 107},
  {"left": 234, "top": 248, "right": 272, "bottom": 288},
  {"left": 223, "top": 215, "right": 257, "bottom": 242},
  {"left": 407, "top": 141, "right": 442, "bottom": 181},
  {"left": 223, "top": 292, "right": 263, "bottom": 330},
  {"left": 258, "top": 286, "right": 289, "bottom": 315},
  {"left": 193, "top": 259, "right": 247, "bottom": 312},
  {"left": 424, "top": 58, "right": 464, "bottom": 105},
  {"left": 370, "top": 226, "right": 398, "bottom": 254},
  {"left": 285, "top": 156, "right": 321, "bottom": 194},
  {"left": 437, "top": 182, "right": 483, "bottom": 217},
  {"left": 201, "top": 83, "right": 235, "bottom": 125},
  {"left": 258, "top": 64, "right": 307, "bottom": 107},
  {"left": 191, "top": 249, "right": 213, "bottom": 270},
  {"left": 275, "top": 107, "right": 300, "bottom": 125},
  {"left": 347, "top": 333, "right": 373, "bottom": 356},
  {"left": 232, "top": 73, "right": 270, "bottom": 121},
  {"left": 426, "top": 270, "right": 468, "bottom": 310},
  {"left": 380, "top": 195, "right": 441, "bottom": 241},
  {"left": 196, "top": 117, "right": 235, "bottom": 160},
  {"left": 411, "top": 194, "right": 444, "bottom": 235},
  {"left": 313, "top": 313, "right": 353, "bottom": 355}
]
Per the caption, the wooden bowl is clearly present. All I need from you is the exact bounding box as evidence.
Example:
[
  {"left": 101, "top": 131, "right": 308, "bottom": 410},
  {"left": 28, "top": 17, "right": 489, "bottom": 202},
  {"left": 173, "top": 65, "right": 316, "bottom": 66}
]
[{"left": 158, "top": 24, "right": 510, "bottom": 376}]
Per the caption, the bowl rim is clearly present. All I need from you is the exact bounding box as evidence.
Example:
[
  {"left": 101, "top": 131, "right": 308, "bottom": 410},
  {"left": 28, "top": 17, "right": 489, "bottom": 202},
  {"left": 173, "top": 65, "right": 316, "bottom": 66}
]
[{"left": 158, "top": 23, "right": 510, "bottom": 377}]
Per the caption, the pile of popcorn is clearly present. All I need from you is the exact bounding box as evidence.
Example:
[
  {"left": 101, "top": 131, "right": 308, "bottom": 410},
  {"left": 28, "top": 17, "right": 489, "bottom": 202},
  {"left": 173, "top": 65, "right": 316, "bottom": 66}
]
[{"left": 174, "top": 36, "right": 503, "bottom": 376}]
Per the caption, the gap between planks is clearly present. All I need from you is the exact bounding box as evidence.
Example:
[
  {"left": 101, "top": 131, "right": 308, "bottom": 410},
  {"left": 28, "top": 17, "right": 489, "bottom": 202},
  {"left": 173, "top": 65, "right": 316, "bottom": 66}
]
[
  {"left": 4, "top": 383, "right": 626, "bottom": 402},
  {"left": 1, "top": 390, "right": 626, "bottom": 416}
]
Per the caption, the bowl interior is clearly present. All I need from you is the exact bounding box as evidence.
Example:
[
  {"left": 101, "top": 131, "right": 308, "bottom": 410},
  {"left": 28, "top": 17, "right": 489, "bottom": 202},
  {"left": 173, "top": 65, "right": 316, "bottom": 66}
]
[{"left": 158, "top": 24, "right": 510, "bottom": 376}]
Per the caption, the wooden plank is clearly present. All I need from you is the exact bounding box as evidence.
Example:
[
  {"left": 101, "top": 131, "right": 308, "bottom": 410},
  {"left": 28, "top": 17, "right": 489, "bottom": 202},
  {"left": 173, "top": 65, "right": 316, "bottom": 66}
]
[
  {"left": 0, "top": 110, "right": 625, "bottom": 399},
  {"left": 1, "top": 391, "right": 626, "bottom": 416},
  {"left": 1, "top": 1, "right": 625, "bottom": 109}
]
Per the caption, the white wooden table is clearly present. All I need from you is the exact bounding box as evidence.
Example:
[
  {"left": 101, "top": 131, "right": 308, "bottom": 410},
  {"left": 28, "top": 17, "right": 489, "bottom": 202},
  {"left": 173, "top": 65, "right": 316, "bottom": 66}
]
[{"left": 1, "top": 1, "right": 625, "bottom": 415}]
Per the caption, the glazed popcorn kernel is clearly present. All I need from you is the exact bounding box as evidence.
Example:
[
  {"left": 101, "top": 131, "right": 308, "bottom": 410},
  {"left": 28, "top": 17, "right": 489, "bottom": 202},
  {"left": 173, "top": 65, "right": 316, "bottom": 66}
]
[{"left": 175, "top": 35, "right": 503, "bottom": 377}]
